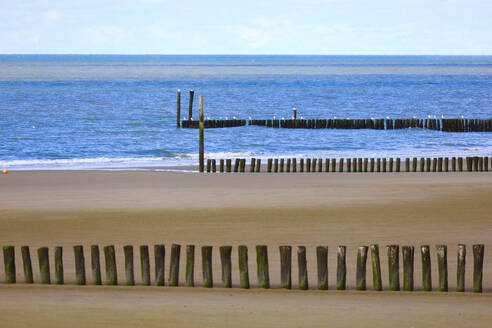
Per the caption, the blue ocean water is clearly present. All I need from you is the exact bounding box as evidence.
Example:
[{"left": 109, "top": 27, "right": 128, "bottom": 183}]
[{"left": 1, "top": 55, "right": 491, "bottom": 170}]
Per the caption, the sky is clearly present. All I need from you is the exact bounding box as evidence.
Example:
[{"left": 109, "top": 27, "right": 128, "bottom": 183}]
[{"left": 0, "top": 0, "right": 491, "bottom": 55}]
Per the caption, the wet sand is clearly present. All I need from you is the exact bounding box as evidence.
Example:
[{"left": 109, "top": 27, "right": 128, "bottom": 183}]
[{"left": 0, "top": 171, "right": 491, "bottom": 327}]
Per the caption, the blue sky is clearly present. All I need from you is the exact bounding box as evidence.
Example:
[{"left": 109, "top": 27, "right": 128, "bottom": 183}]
[{"left": 1, "top": 0, "right": 491, "bottom": 54}]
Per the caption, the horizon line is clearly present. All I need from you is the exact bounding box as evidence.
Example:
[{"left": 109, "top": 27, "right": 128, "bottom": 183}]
[{"left": 1, "top": 53, "right": 492, "bottom": 56}]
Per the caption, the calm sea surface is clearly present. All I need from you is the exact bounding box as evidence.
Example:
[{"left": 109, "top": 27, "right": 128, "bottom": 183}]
[{"left": 1, "top": 55, "right": 491, "bottom": 170}]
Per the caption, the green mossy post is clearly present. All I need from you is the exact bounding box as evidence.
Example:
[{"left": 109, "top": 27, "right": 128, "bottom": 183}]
[
  {"left": 297, "top": 246, "right": 308, "bottom": 290},
  {"left": 38, "top": 247, "right": 50, "bottom": 284},
  {"left": 413, "top": 157, "right": 417, "bottom": 172},
  {"left": 3, "top": 246, "right": 16, "bottom": 284},
  {"left": 202, "top": 246, "right": 213, "bottom": 288},
  {"left": 124, "top": 245, "right": 135, "bottom": 286},
  {"left": 154, "top": 245, "right": 165, "bottom": 286},
  {"left": 199, "top": 95, "right": 204, "bottom": 173},
  {"left": 238, "top": 245, "right": 250, "bottom": 289},
  {"left": 256, "top": 159, "right": 261, "bottom": 173},
  {"left": 256, "top": 245, "right": 270, "bottom": 289},
  {"left": 370, "top": 158, "right": 375, "bottom": 172},
  {"left": 426, "top": 158, "right": 431, "bottom": 172},
  {"left": 54, "top": 247, "right": 64, "bottom": 284},
  {"left": 91, "top": 245, "right": 102, "bottom": 285},
  {"left": 169, "top": 244, "right": 181, "bottom": 287},
  {"left": 220, "top": 246, "right": 232, "bottom": 288},
  {"left": 473, "top": 244, "right": 484, "bottom": 293},
  {"left": 292, "top": 158, "right": 297, "bottom": 172},
  {"left": 188, "top": 89, "right": 194, "bottom": 120},
  {"left": 74, "top": 245, "right": 86, "bottom": 285},
  {"left": 436, "top": 245, "right": 448, "bottom": 292},
  {"left": 185, "top": 245, "right": 195, "bottom": 287},
  {"left": 140, "top": 245, "right": 150, "bottom": 286},
  {"left": 176, "top": 89, "right": 181, "bottom": 128},
  {"left": 356, "top": 246, "right": 368, "bottom": 291},
  {"left": 456, "top": 244, "right": 466, "bottom": 292},
  {"left": 382, "top": 158, "right": 387, "bottom": 172},
  {"left": 332, "top": 158, "right": 336, "bottom": 172},
  {"left": 279, "top": 245, "right": 292, "bottom": 289},
  {"left": 339, "top": 158, "right": 344, "bottom": 173},
  {"left": 336, "top": 245, "right": 346, "bottom": 290},
  {"left": 21, "top": 246, "right": 33, "bottom": 284},
  {"left": 267, "top": 159, "right": 272, "bottom": 172},
  {"left": 104, "top": 245, "right": 117, "bottom": 285},
  {"left": 240, "top": 159, "right": 246, "bottom": 172},
  {"left": 226, "top": 159, "right": 231, "bottom": 173},
  {"left": 402, "top": 246, "right": 414, "bottom": 291},
  {"left": 421, "top": 245, "right": 432, "bottom": 291},
  {"left": 316, "top": 246, "right": 328, "bottom": 290},
  {"left": 387, "top": 245, "right": 400, "bottom": 291},
  {"left": 370, "top": 244, "right": 382, "bottom": 291},
  {"left": 458, "top": 157, "right": 463, "bottom": 171},
  {"left": 250, "top": 158, "right": 256, "bottom": 172}
]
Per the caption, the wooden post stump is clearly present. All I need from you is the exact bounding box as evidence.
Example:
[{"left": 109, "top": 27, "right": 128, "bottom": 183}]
[
  {"left": 267, "top": 159, "right": 272, "bottom": 172},
  {"left": 356, "top": 246, "right": 368, "bottom": 291},
  {"left": 336, "top": 246, "right": 346, "bottom": 290},
  {"left": 332, "top": 158, "right": 336, "bottom": 172},
  {"left": 226, "top": 159, "right": 231, "bottom": 172},
  {"left": 387, "top": 245, "right": 400, "bottom": 291},
  {"left": 444, "top": 157, "right": 449, "bottom": 172},
  {"left": 38, "top": 247, "right": 51, "bottom": 284},
  {"left": 240, "top": 159, "right": 245, "bottom": 172},
  {"left": 436, "top": 245, "right": 448, "bottom": 291},
  {"left": 405, "top": 158, "right": 409, "bottom": 172},
  {"left": 220, "top": 159, "right": 224, "bottom": 173},
  {"left": 169, "top": 244, "right": 181, "bottom": 286},
  {"left": 154, "top": 245, "right": 165, "bottom": 286},
  {"left": 21, "top": 246, "right": 33, "bottom": 284},
  {"left": 370, "top": 158, "right": 375, "bottom": 172},
  {"left": 292, "top": 158, "right": 297, "bottom": 172},
  {"left": 286, "top": 158, "right": 291, "bottom": 173},
  {"left": 279, "top": 246, "right": 292, "bottom": 289},
  {"left": 54, "top": 246, "right": 63, "bottom": 284},
  {"left": 140, "top": 245, "right": 150, "bottom": 286},
  {"left": 250, "top": 158, "right": 255, "bottom": 172},
  {"left": 280, "top": 158, "right": 284, "bottom": 172},
  {"left": 421, "top": 245, "right": 432, "bottom": 291},
  {"left": 186, "top": 245, "right": 195, "bottom": 287},
  {"left": 91, "top": 245, "right": 102, "bottom": 285},
  {"left": 382, "top": 158, "right": 387, "bottom": 172},
  {"left": 458, "top": 157, "right": 463, "bottom": 171},
  {"left": 202, "top": 246, "right": 213, "bottom": 288},
  {"left": 256, "top": 159, "right": 261, "bottom": 173},
  {"left": 457, "top": 244, "right": 466, "bottom": 292},
  {"left": 256, "top": 245, "right": 270, "bottom": 289},
  {"left": 412, "top": 157, "right": 417, "bottom": 172},
  {"left": 199, "top": 95, "right": 204, "bottom": 172},
  {"left": 402, "top": 246, "right": 414, "bottom": 291},
  {"left": 300, "top": 159, "right": 304, "bottom": 172},
  {"left": 316, "top": 246, "right": 328, "bottom": 290},
  {"left": 297, "top": 246, "right": 308, "bottom": 290},
  {"left": 220, "top": 246, "right": 232, "bottom": 288},
  {"left": 452, "top": 157, "right": 456, "bottom": 171},
  {"left": 473, "top": 244, "right": 484, "bottom": 293},
  {"left": 238, "top": 245, "right": 249, "bottom": 289},
  {"left": 370, "top": 244, "right": 382, "bottom": 291},
  {"left": 176, "top": 89, "right": 181, "bottom": 128},
  {"left": 74, "top": 245, "right": 86, "bottom": 285},
  {"left": 123, "top": 245, "right": 135, "bottom": 286},
  {"left": 3, "top": 246, "right": 16, "bottom": 284},
  {"left": 339, "top": 158, "right": 344, "bottom": 173},
  {"left": 274, "top": 159, "right": 279, "bottom": 173}
]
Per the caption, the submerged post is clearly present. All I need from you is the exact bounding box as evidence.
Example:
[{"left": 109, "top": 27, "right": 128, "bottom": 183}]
[
  {"left": 177, "top": 89, "right": 181, "bottom": 128},
  {"left": 188, "top": 89, "right": 194, "bottom": 120},
  {"left": 199, "top": 95, "right": 204, "bottom": 172}
]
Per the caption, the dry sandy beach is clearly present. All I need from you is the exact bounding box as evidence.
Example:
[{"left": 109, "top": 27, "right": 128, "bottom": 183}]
[{"left": 1, "top": 171, "right": 491, "bottom": 327}]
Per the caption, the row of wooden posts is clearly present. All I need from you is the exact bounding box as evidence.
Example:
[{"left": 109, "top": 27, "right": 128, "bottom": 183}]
[
  {"left": 2, "top": 244, "right": 485, "bottom": 292},
  {"left": 203, "top": 156, "right": 490, "bottom": 173}
]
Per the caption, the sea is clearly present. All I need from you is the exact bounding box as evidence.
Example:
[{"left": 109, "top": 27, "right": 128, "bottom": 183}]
[{"left": 1, "top": 55, "right": 491, "bottom": 171}]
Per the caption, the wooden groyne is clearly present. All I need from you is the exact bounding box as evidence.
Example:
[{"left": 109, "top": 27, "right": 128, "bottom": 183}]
[
  {"left": 204, "top": 156, "right": 490, "bottom": 173},
  {"left": 182, "top": 119, "right": 246, "bottom": 129},
  {"left": 2, "top": 244, "right": 485, "bottom": 292}
]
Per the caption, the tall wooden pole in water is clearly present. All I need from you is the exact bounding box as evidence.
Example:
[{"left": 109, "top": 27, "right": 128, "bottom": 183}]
[
  {"left": 188, "top": 89, "right": 194, "bottom": 120},
  {"left": 176, "top": 89, "right": 181, "bottom": 128},
  {"left": 199, "top": 95, "right": 204, "bottom": 172}
]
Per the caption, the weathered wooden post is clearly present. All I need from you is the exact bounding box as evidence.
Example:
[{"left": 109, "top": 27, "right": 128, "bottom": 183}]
[
  {"left": 389, "top": 158, "right": 393, "bottom": 172},
  {"left": 279, "top": 245, "right": 292, "bottom": 289},
  {"left": 286, "top": 158, "right": 291, "bottom": 173},
  {"left": 297, "top": 246, "right": 308, "bottom": 290},
  {"left": 347, "top": 158, "right": 352, "bottom": 172},
  {"left": 177, "top": 89, "right": 181, "bottom": 128},
  {"left": 140, "top": 245, "right": 150, "bottom": 286},
  {"left": 437, "top": 158, "right": 443, "bottom": 172},
  {"left": 473, "top": 244, "right": 484, "bottom": 293},
  {"left": 74, "top": 245, "right": 86, "bottom": 285},
  {"left": 458, "top": 157, "right": 463, "bottom": 171},
  {"left": 54, "top": 246, "right": 64, "bottom": 285},
  {"left": 188, "top": 89, "right": 194, "bottom": 120},
  {"left": 293, "top": 158, "right": 297, "bottom": 172},
  {"left": 387, "top": 245, "right": 399, "bottom": 291},
  {"left": 452, "top": 157, "right": 456, "bottom": 171},
  {"left": 413, "top": 157, "right": 417, "bottom": 172},
  {"left": 280, "top": 158, "right": 284, "bottom": 172},
  {"left": 357, "top": 158, "right": 362, "bottom": 172},
  {"left": 336, "top": 246, "right": 346, "bottom": 290},
  {"left": 426, "top": 158, "right": 431, "bottom": 172},
  {"left": 124, "top": 245, "right": 135, "bottom": 286},
  {"left": 339, "top": 158, "right": 344, "bottom": 173},
  {"left": 420, "top": 157, "right": 425, "bottom": 172},
  {"left": 300, "top": 158, "right": 304, "bottom": 172},
  {"left": 91, "top": 245, "right": 102, "bottom": 285},
  {"left": 256, "top": 159, "right": 261, "bottom": 173},
  {"left": 436, "top": 245, "right": 448, "bottom": 291},
  {"left": 421, "top": 245, "right": 432, "bottom": 291},
  {"left": 104, "top": 245, "right": 117, "bottom": 285},
  {"left": 250, "top": 158, "right": 256, "bottom": 172},
  {"left": 267, "top": 159, "right": 273, "bottom": 172},
  {"left": 402, "top": 246, "right": 414, "bottom": 291},
  {"left": 238, "top": 245, "right": 250, "bottom": 289},
  {"left": 38, "top": 247, "right": 51, "bottom": 284},
  {"left": 370, "top": 158, "right": 375, "bottom": 172},
  {"left": 256, "top": 245, "right": 269, "bottom": 288},
  {"left": 396, "top": 158, "right": 401, "bottom": 172},
  {"left": 293, "top": 107, "right": 297, "bottom": 120},
  {"left": 202, "top": 246, "right": 213, "bottom": 288},
  {"left": 274, "top": 159, "right": 279, "bottom": 173},
  {"left": 3, "top": 246, "right": 15, "bottom": 284},
  {"left": 240, "top": 159, "right": 246, "bottom": 172},
  {"left": 185, "top": 245, "right": 194, "bottom": 287},
  {"left": 405, "top": 158, "right": 410, "bottom": 172},
  {"left": 364, "top": 158, "right": 368, "bottom": 172},
  {"left": 317, "top": 246, "right": 328, "bottom": 290},
  {"left": 199, "top": 95, "right": 204, "bottom": 172},
  {"left": 21, "top": 246, "right": 33, "bottom": 283},
  {"left": 356, "top": 246, "right": 368, "bottom": 291},
  {"left": 206, "top": 159, "right": 211, "bottom": 173},
  {"left": 154, "top": 244, "right": 165, "bottom": 286},
  {"left": 444, "top": 157, "right": 449, "bottom": 172},
  {"left": 226, "top": 159, "right": 231, "bottom": 172},
  {"left": 212, "top": 159, "right": 216, "bottom": 173},
  {"left": 169, "top": 244, "right": 180, "bottom": 287},
  {"left": 306, "top": 158, "right": 311, "bottom": 172},
  {"left": 370, "top": 244, "right": 382, "bottom": 291},
  {"left": 456, "top": 244, "right": 466, "bottom": 292},
  {"left": 220, "top": 246, "right": 232, "bottom": 288},
  {"left": 332, "top": 158, "right": 336, "bottom": 172},
  {"left": 234, "top": 159, "right": 240, "bottom": 172}
]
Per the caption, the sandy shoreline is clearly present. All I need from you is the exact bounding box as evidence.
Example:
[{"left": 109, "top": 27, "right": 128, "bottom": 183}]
[{"left": 1, "top": 171, "right": 491, "bottom": 327}]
